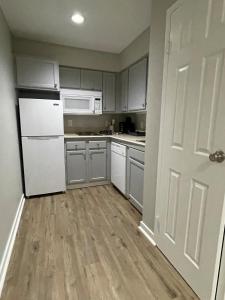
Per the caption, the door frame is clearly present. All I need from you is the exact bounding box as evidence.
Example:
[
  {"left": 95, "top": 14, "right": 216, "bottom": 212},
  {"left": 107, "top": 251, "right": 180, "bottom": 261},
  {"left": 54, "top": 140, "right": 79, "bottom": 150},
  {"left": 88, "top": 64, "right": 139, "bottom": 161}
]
[
  {"left": 154, "top": 1, "right": 225, "bottom": 299},
  {"left": 216, "top": 231, "right": 225, "bottom": 299}
]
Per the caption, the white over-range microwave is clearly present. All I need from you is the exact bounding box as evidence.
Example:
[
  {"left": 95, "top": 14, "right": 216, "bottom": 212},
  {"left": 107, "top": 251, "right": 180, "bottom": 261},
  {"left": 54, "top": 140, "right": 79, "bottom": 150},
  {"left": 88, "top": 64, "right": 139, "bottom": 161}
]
[{"left": 60, "top": 89, "right": 102, "bottom": 115}]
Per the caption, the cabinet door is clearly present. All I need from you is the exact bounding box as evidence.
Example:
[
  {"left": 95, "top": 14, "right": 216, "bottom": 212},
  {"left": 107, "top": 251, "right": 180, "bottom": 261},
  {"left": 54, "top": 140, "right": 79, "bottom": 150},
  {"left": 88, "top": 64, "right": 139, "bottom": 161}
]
[
  {"left": 120, "top": 69, "right": 129, "bottom": 112},
  {"left": 81, "top": 69, "right": 103, "bottom": 91},
  {"left": 16, "top": 56, "right": 59, "bottom": 90},
  {"left": 59, "top": 67, "right": 81, "bottom": 88},
  {"left": 66, "top": 150, "right": 87, "bottom": 184},
  {"left": 127, "top": 157, "right": 144, "bottom": 212},
  {"left": 128, "top": 58, "right": 147, "bottom": 111},
  {"left": 103, "top": 72, "right": 116, "bottom": 112},
  {"left": 89, "top": 149, "right": 107, "bottom": 182}
]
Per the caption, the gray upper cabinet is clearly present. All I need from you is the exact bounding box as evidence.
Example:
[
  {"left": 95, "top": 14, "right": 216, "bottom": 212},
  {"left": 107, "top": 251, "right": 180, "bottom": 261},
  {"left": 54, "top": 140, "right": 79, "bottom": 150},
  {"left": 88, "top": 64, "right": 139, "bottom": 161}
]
[
  {"left": 16, "top": 56, "right": 59, "bottom": 91},
  {"left": 128, "top": 57, "right": 148, "bottom": 111},
  {"left": 103, "top": 72, "right": 116, "bottom": 112},
  {"left": 120, "top": 69, "right": 129, "bottom": 112},
  {"left": 89, "top": 149, "right": 107, "bottom": 182},
  {"left": 66, "top": 150, "right": 87, "bottom": 184},
  {"left": 81, "top": 69, "right": 103, "bottom": 91},
  {"left": 59, "top": 67, "right": 81, "bottom": 89}
]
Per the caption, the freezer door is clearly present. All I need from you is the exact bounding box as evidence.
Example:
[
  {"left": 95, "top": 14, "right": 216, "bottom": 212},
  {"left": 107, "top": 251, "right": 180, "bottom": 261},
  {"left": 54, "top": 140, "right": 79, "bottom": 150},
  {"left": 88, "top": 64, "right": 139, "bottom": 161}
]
[
  {"left": 22, "top": 136, "right": 66, "bottom": 196},
  {"left": 19, "top": 98, "right": 64, "bottom": 136}
]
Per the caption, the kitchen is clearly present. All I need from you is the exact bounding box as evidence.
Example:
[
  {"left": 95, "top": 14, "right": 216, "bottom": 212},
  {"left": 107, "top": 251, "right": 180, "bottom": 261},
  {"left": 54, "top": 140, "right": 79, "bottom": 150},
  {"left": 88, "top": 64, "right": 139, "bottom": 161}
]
[
  {"left": 16, "top": 41, "right": 147, "bottom": 212},
  {"left": 1, "top": 0, "right": 225, "bottom": 299}
]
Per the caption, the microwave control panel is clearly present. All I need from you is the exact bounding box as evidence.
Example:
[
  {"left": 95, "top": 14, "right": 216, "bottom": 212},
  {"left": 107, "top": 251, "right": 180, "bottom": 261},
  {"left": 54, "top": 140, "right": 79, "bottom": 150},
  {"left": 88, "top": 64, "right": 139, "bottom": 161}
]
[{"left": 94, "top": 98, "right": 102, "bottom": 114}]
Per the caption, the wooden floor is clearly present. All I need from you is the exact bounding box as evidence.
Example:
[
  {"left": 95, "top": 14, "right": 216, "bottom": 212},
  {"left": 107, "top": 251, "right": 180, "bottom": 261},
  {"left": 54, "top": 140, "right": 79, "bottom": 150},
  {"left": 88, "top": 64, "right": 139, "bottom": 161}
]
[{"left": 1, "top": 185, "right": 198, "bottom": 300}]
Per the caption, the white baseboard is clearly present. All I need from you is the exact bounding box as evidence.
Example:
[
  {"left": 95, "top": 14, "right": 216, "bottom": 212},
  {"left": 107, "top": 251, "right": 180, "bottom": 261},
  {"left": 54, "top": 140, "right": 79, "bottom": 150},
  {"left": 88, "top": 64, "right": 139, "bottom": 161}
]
[
  {"left": 139, "top": 221, "right": 156, "bottom": 246},
  {"left": 0, "top": 194, "right": 25, "bottom": 297}
]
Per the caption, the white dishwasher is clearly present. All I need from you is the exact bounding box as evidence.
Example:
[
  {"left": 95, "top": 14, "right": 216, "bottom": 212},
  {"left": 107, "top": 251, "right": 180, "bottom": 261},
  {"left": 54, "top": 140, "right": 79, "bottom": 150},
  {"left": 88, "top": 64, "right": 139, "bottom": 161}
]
[{"left": 111, "top": 142, "right": 127, "bottom": 195}]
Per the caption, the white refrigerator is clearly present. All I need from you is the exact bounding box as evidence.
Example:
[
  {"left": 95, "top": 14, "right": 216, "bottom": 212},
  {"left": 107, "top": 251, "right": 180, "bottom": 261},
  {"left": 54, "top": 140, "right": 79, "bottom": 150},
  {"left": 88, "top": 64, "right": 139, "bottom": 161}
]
[{"left": 19, "top": 98, "right": 66, "bottom": 197}]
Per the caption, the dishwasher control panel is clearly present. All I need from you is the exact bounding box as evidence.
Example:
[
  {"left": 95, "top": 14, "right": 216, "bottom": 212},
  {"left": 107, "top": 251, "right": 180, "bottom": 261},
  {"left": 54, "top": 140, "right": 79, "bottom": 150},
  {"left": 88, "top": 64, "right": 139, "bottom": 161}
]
[{"left": 111, "top": 142, "right": 127, "bottom": 156}]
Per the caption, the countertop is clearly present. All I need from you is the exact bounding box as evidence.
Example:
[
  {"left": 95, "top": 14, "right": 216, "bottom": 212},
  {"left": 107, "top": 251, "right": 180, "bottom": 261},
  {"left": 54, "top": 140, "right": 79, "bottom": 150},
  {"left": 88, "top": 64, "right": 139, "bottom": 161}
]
[{"left": 64, "top": 133, "right": 146, "bottom": 147}]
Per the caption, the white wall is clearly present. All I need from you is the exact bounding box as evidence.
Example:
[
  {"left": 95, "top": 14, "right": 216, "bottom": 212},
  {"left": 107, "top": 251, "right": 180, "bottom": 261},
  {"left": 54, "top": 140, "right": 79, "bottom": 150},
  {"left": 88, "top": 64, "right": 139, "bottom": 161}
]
[
  {"left": 142, "top": 0, "right": 176, "bottom": 231},
  {"left": 13, "top": 37, "right": 120, "bottom": 72},
  {"left": 120, "top": 28, "right": 150, "bottom": 70},
  {"left": 0, "top": 8, "right": 23, "bottom": 266}
]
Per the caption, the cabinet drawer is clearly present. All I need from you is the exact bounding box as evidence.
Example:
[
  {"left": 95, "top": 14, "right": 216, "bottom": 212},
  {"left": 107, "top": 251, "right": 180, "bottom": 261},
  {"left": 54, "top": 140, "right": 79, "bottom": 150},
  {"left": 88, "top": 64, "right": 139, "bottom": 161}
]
[
  {"left": 89, "top": 141, "right": 106, "bottom": 149},
  {"left": 66, "top": 141, "right": 86, "bottom": 150},
  {"left": 128, "top": 148, "right": 145, "bottom": 164}
]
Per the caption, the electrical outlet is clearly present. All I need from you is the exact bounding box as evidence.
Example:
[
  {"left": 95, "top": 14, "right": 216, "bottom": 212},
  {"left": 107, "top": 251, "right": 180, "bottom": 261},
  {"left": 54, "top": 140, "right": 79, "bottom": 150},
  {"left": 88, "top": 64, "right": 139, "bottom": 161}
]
[{"left": 68, "top": 119, "right": 73, "bottom": 127}]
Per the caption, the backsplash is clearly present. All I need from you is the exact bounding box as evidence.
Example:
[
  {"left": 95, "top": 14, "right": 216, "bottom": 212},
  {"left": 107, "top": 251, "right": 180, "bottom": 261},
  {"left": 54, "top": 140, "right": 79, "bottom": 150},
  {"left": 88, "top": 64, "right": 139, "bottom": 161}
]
[
  {"left": 64, "top": 114, "right": 120, "bottom": 133},
  {"left": 133, "top": 113, "right": 146, "bottom": 131},
  {"left": 64, "top": 113, "right": 146, "bottom": 133}
]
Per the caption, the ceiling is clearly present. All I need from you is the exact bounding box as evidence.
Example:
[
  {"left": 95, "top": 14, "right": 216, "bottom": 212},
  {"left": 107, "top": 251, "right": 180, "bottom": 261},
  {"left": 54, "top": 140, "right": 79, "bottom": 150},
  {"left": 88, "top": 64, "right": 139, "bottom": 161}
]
[{"left": 0, "top": 0, "right": 151, "bottom": 53}]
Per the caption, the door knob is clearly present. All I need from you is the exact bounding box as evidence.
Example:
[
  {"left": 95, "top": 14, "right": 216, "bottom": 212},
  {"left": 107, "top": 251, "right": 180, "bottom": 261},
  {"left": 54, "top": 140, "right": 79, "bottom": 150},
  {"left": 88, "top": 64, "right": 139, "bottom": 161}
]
[{"left": 209, "top": 151, "right": 225, "bottom": 163}]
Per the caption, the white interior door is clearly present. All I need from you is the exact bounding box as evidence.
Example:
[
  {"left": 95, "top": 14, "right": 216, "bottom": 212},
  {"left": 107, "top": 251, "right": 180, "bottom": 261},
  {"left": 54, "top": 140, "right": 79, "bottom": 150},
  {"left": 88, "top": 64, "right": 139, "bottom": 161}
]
[{"left": 156, "top": 0, "right": 225, "bottom": 299}]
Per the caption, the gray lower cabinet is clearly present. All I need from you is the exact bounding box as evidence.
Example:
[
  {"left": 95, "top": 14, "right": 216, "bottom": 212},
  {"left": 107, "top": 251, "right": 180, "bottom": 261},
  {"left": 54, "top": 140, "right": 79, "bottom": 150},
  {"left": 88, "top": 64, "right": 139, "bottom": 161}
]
[
  {"left": 127, "top": 148, "right": 145, "bottom": 213},
  {"left": 66, "top": 140, "right": 108, "bottom": 186},
  {"left": 81, "top": 69, "right": 103, "bottom": 91},
  {"left": 103, "top": 72, "right": 116, "bottom": 112},
  {"left": 66, "top": 150, "right": 87, "bottom": 184},
  {"left": 128, "top": 57, "right": 148, "bottom": 111},
  {"left": 89, "top": 149, "right": 107, "bottom": 181},
  {"left": 59, "top": 66, "right": 81, "bottom": 88}
]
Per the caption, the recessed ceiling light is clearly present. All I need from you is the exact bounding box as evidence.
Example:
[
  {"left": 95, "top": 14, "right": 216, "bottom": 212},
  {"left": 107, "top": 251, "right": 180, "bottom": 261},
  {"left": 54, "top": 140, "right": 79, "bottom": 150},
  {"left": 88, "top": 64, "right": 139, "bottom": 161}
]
[{"left": 71, "top": 13, "right": 84, "bottom": 25}]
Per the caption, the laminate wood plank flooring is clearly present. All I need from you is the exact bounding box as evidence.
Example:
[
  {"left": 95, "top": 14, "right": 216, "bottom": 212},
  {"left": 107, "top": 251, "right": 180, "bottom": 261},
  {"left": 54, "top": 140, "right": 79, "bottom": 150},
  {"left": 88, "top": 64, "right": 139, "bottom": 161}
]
[{"left": 1, "top": 185, "right": 198, "bottom": 300}]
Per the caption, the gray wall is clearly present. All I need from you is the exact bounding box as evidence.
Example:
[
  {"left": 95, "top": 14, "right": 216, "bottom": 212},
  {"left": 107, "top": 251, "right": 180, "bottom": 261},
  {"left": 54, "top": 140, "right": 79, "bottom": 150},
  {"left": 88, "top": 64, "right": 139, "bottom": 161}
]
[
  {"left": 0, "top": 8, "right": 23, "bottom": 265},
  {"left": 13, "top": 37, "right": 121, "bottom": 72},
  {"left": 13, "top": 28, "right": 150, "bottom": 73},
  {"left": 120, "top": 28, "right": 150, "bottom": 70},
  {"left": 142, "top": 0, "right": 176, "bottom": 231}
]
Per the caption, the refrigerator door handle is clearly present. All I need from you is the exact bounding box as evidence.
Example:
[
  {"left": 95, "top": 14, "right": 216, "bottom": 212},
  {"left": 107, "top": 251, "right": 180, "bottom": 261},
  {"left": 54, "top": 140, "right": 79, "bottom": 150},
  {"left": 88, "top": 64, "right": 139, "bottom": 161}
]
[{"left": 27, "top": 136, "right": 61, "bottom": 140}]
